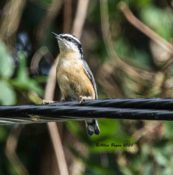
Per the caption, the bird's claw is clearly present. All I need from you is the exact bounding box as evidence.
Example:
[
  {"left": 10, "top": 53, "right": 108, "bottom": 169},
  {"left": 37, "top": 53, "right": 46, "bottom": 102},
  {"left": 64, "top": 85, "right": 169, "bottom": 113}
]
[
  {"left": 42, "top": 99, "right": 55, "bottom": 104},
  {"left": 79, "top": 96, "right": 92, "bottom": 104}
]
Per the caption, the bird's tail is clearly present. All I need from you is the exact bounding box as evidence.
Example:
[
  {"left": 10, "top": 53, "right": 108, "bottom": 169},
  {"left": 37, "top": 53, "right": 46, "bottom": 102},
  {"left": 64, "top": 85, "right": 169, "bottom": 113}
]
[{"left": 85, "top": 119, "right": 100, "bottom": 135}]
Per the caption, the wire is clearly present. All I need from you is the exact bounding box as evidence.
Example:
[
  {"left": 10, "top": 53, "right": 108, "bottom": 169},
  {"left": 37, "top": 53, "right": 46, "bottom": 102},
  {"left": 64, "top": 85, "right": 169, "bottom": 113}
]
[
  {"left": 0, "top": 99, "right": 173, "bottom": 124},
  {"left": 48, "top": 98, "right": 173, "bottom": 110}
]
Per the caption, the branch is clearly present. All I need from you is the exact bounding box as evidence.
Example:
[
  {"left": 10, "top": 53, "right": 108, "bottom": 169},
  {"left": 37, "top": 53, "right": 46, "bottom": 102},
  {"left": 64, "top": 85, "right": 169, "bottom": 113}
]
[
  {"left": 0, "top": 0, "right": 26, "bottom": 44},
  {"left": 45, "top": 56, "right": 69, "bottom": 175},
  {"left": 99, "top": 0, "right": 153, "bottom": 83},
  {"left": 72, "top": 0, "right": 90, "bottom": 38},
  {"left": 5, "top": 126, "right": 29, "bottom": 175},
  {"left": 63, "top": 0, "right": 72, "bottom": 33},
  {"left": 119, "top": 2, "right": 173, "bottom": 55}
]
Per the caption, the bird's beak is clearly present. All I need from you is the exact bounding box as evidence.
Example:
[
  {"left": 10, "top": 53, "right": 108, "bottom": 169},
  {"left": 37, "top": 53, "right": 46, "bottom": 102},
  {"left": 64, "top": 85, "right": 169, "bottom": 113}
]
[{"left": 52, "top": 32, "right": 62, "bottom": 40}]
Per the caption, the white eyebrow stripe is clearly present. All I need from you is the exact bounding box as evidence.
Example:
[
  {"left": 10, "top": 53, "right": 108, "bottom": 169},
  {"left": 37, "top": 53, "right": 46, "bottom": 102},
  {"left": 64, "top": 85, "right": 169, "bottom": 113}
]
[{"left": 61, "top": 34, "right": 80, "bottom": 44}]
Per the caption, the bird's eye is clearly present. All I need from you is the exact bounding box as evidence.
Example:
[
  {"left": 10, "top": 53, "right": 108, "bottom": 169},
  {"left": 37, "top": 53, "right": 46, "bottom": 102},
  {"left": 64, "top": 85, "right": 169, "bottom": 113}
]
[{"left": 64, "top": 36, "right": 72, "bottom": 42}]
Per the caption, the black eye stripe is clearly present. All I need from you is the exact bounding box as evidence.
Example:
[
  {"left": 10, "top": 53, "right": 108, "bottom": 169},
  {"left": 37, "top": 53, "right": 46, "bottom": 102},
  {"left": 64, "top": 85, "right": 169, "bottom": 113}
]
[
  {"left": 64, "top": 36, "right": 74, "bottom": 42},
  {"left": 62, "top": 36, "right": 81, "bottom": 47},
  {"left": 60, "top": 35, "right": 83, "bottom": 56},
  {"left": 66, "top": 37, "right": 71, "bottom": 41}
]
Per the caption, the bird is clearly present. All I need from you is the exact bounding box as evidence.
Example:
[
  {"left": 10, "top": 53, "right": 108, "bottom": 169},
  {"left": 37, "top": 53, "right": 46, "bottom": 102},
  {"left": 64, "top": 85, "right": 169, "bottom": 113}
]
[{"left": 53, "top": 33, "right": 100, "bottom": 136}]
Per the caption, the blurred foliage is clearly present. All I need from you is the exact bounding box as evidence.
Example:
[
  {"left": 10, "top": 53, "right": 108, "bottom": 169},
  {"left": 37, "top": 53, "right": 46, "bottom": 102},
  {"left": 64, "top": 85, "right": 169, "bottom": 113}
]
[
  {"left": 141, "top": 6, "right": 173, "bottom": 40},
  {"left": 0, "top": 41, "right": 16, "bottom": 105},
  {"left": 0, "top": 0, "right": 173, "bottom": 175}
]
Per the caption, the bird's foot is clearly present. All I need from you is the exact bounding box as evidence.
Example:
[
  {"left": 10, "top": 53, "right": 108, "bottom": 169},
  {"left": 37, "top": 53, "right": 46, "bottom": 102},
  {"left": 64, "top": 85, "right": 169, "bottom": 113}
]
[
  {"left": 79, "top": 96, "right": 92, "bottom": 103},
  {"left": 42, "top": 99, "right": 55, "bottom": 104}
]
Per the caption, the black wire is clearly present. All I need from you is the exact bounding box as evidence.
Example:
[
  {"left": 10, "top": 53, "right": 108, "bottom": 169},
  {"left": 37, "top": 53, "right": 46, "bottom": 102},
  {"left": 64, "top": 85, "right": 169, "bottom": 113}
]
[
  {"left": 48, "top": 98, "right": 173, "bottom": 110},
  {"left": 1, "top": 99, "right": 173, "bottom": 124}
]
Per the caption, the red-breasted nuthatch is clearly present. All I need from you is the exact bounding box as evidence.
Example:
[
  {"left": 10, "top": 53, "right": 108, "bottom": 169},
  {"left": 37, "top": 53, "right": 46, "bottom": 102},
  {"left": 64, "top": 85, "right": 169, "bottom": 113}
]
[{"left": 53, "top": 33, "right": 100, "bottom": 135}]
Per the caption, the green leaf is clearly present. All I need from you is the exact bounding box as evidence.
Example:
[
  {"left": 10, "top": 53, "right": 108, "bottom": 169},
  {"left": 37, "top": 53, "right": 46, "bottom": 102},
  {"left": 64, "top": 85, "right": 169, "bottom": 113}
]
[
  {"left": 66, "top": 121, "right": 82, "bottom": 135},
  {"left": 141, "top": 6, "right": 173, "bottom": 40},
  {"left": 164, "top": 122, "right": 173, "bottom": 139},
  {"left": 132, "top": 0, "right": 152, "bottom": 8},
  {"left": 153, "top": 149, "right": 167, "bottom": 166},
  {"left": 0, "top": 127, "right": 8, "bottom": 142},
  {"left": 0, "top": 41, "right": 14, "bottom": 78},
  {"left": 0, "top": 81, "right": 16, "bottom": 105},
  {"left": 13, "top": 51, "right": 43, "bottom": 95}
]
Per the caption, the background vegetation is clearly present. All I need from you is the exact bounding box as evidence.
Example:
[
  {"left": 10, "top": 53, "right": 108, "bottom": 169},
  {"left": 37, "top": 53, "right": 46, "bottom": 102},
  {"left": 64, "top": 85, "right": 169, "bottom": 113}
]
[{"left": 0, "top": 0, "right": 173, "bottom": 174}]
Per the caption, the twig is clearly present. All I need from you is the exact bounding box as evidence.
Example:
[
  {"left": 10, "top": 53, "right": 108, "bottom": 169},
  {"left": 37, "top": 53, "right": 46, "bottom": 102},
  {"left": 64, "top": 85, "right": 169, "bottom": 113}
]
[
  {"left": 99, "top": 0, "right": 153, "bottom": 82},
  {"left": 47, "top": 122, "right": 69, "bottom": 175},
  {"left": 119, "top": 2, "right": 173, "bottom": 95},
  {"left": 44, "top": 57, "right": 59, "bottom": 101},
  {"left": 45, "top": 56, "right": 69, "bottom": 175},
  {"left": 30, "top": 46, "right": 53, "bottom": 74},
  {"left": 72, "top": 0, "right": 90, "bottom": 38},
  {"left": 119, "top": 2, "right": 173, "bottom": 55},
  {"left": 5, "top": 126, "right": 29, "bottom": 175},
  {"left": 133, "top": 122, "right": 162, "bottom": 141},
  {"left": 100, "top": 0, "right": 119, "bottom": 59},
  {"left": 63, "top": 0, "right": 72, "bottom": 33},
  {"left": 0, "top": 0, "right": 26, "bottom": 45}
]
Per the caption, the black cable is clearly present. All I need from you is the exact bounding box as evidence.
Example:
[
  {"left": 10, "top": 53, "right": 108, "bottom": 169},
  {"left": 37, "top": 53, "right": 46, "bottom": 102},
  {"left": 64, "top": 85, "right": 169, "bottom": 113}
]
[
  {"left": 48, "top": 98, "right": 173, "bottom": 110},
  {"left": 0, "top": 103, "right": 173, "bottom": 120},
  {"left": 1, "top": 99, "right": 173, "bottom": 124}
]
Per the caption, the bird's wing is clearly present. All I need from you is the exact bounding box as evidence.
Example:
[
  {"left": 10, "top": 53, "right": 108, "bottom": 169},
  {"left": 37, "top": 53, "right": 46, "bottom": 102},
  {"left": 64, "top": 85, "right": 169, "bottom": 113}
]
[{"left": 82, "top": 60, "right": 98, "bottom": 99}]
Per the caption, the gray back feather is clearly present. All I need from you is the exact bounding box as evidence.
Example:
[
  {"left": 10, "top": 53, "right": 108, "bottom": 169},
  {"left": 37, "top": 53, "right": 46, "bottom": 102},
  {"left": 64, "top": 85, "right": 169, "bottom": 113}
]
[{"left": 82, "top": 60, "right": 98, "bottom": 99}]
